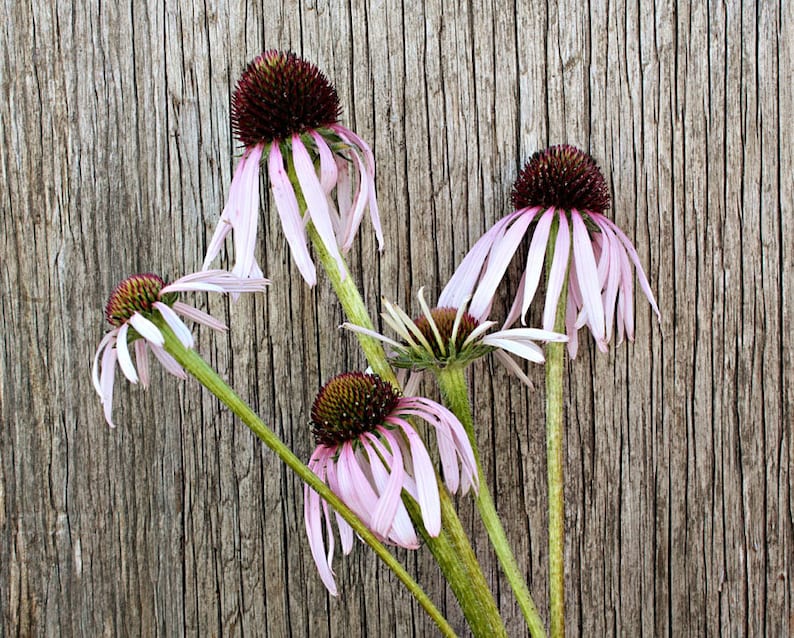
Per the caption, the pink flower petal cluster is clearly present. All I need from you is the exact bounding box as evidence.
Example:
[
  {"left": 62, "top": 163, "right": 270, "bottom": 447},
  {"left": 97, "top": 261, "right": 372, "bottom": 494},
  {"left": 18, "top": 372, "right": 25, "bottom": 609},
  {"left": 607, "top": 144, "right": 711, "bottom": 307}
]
[
  {"left": 439, "top": 146, "right": 660, "bottom": 357},
  {"left": 93, "top": 270, "right": 269, "bottom": 426},
  {"left": 304, "top": 373, "right": 477, "bottom": 595}
]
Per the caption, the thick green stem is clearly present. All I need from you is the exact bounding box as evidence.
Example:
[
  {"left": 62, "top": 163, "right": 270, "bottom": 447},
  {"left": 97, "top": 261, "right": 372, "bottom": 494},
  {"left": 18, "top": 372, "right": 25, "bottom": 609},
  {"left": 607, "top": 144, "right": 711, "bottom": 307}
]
[
  {"left": 155, "top": 321, "right": 457, "bottom": 638},
  {"left": 306, "top": 227, "right": 507, "bottom": 637},
  {"left": 544, "top": 222, "right": 569, "bottom": 638},
  {"left": 435, "top": 365, "right": 548, "bottom": 638}
]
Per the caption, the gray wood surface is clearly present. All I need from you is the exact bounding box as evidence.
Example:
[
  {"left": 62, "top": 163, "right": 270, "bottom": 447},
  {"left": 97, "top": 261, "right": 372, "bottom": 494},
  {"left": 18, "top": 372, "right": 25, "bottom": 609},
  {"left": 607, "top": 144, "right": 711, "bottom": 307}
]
[{"left": 1, "top": 1, "right": 791, "bottom": 636}]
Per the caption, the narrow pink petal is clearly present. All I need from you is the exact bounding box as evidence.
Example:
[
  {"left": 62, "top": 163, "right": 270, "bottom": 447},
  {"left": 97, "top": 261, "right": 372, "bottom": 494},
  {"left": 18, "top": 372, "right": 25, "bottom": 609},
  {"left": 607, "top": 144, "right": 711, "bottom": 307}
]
[
  {"left": 128, "top": 313, "right": 164, "bottom": 347},
  {"left": 482, "top": 336, "right": 546, "bottom": 363},
  {"left": 469, "top": 212, "right": 534, "bottom": 319},
  {"left": 99, "top": 345, "right": 118, "bottom": 427},
  {"left": 92, "top": 331, "right": 117, "bottom": 397},
  {"left": 341, "top": 322, "right": 403, "bottom": 349},
  {"left": 570, "top": 210, "right": 606, "bottom": 346},
  {"left": 338, "top": 145, "right": 370, "bottom": 251},
  {"left": 335, "top": 442, "right": 378, "bottom": 522},
  {"left": 201, "top": 155, "right": 248, "bottom": 270},
  {"left": 493, "top": 349, "right": 534, "bottom": 388},
  {"left": 601, "top": 216, "right": 661, "bottom": 320},
  {"left": 542, "top": 213, "right": 571, "bottom": 331},
  {"left": 330, "top": 125, "right": 384, "bottom": 250},
  {"left": 149, "top": 343, "right": 187, "bottom": 379},
  {"left": 303, "top": 463, "right": 339, "bottom": 596},
  {"left": 171, "top": 301, "right": 228, "bottom": 332},
  {"left": 392, "top": 420, "right": 441, "bottom": 536},
  {"left": 134, "top": 340, "right": 150, "bottom": 388},
  {"left": 268, "top": 143, "right": 317, "bottom": 286},
  {"left": 230, "top": 144, "right": 264, "bottom": 279},
  {"left": 521, "top": 208, "right": 556, "bottom": 321},
  {"left": 310, "top": 131, "right": 339, "bottom": 193},
  {"left": 324, "top": 457, "right": 355, "bottom": 553},
  {"left": 154, "top": 301, "right": 194, "bottom": 348},
  {"left": 292, "top": 136, "right": 346, "bottom": 278},
  {"left": 335, "top": 156, "right": 352, "bottom": 219},
  {"left": 438, "top": 212, "right": 519, "bottom": 309},
  {"left": 115, "top": 324, "right": 139, "bottom": 384},
  {"left": 565, "top": 288, "right": 580, "bottom": 358}
]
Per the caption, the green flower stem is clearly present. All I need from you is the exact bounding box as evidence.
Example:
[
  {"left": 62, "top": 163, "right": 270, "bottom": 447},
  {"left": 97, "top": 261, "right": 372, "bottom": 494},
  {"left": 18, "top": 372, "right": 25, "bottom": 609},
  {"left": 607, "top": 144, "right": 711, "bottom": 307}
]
[
  {"left": 435, "top": 365, "right": 547, "bottom": 638},
  {"left": 306, "top": 224, "right": 395, "bottom": 383},
  {"left": 544, "top": 221, "right": 569, "bottom": 638},
  {"left": 155, "top": 320, "right": 457, "bottom": 638},
  {"left": 306, "top": 226, "right": 507, "bottom": 637},
  {"left": 405, "top": 491, "right": 508, "bottom": 638}
]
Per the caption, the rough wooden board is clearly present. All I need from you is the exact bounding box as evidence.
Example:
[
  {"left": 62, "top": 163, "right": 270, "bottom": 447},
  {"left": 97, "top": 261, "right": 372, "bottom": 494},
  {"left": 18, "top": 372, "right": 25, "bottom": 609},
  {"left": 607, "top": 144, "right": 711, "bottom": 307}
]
[{"left": 0, "top": 1, "right": 790, "bottom": 636}]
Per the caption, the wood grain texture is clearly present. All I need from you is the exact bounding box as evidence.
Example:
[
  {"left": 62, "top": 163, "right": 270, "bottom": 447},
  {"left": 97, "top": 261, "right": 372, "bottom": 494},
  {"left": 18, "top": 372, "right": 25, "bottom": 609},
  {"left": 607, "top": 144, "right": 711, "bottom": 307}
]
[{"left": 1, "top": 1, "right": 790, "bottom": 635}]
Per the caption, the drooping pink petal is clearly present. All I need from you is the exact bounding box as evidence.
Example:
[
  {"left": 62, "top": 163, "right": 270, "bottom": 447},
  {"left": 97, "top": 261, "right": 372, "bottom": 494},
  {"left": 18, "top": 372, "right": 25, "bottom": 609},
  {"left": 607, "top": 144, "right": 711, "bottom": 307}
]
[
  {"left": 482, "top": 336, "right": 545, "bottom": 363},
  {"left": 601, "top": 216, "right": 661, "bottom": 320},
  {"left": 570, "top": 210, "right": 606, "bottom": 348},
  {"left": 542, "top": 212, "right": 571, "bottom": 331},
  {"left": 565, "top": 287, "right": 580, "bottom": 358},
  {"left": 292, "top": 135, "right": 347, "bottom": 278},
  {"left": 337, "top": 143, "right": 371, "bottom": 252},
  {"left": 493, "top": 349, "right": 534, "bottom": 388},
  {"left": 154, "top": 301, "right": 194, "bottom": 349},
  {"left": 389, "top": 418, "right": 441, "bottom": 535},
  {"left": 230, "top": 144, "right": 265, "bottom": 280},
  {"left": 202, "top": 154, "right": 249, "bottom": 270},
  {"left": 438, "top": 212, "right": 518, "bottom": 309},
  {"left": 128, "top": 313, "right": 164, "bottom": 347},
  {"left": 171, "top": 301, "right": 228, "bottom": 332},
  {"left": 268, "top": 143, "right": 317, "bottom": 286},
  {"left": 469, "top": 212, "right": 535, "bottom": 320},
  {"left": 149, "top": 343, "right": 187, "bottom": 379},
  {"left": 520, "top": 207, "right": 556, "bottom": 322},
  {"left": 115, "top": 324, "right": 139, "bottom": 384},
  {"left": 324, "top": 458, "right": 355, "bottom": 553},
  {"left": 303, "top": 457, "right": 338, "bottom": 595},
  {"left": 310, "top": 131, "right": 339, "bottom": 193},
  {"left": 134, "top": 339, "right": 150, "bottom": 388},
  {"left": 99, "top": 344, "right": 118, "bottom": 427},
  {"left": 331, "top": 125, "right": 383, "bottom": 250},
  {"left": 92, "top": 331, "right": 117, "bottom": 397}
]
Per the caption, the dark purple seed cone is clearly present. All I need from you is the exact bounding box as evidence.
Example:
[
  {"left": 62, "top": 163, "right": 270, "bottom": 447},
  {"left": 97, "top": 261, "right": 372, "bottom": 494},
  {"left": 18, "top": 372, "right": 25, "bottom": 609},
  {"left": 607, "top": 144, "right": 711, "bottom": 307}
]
[
  {"left": 105, "top": 273, "right": 165, "bottom": 327},
  {"left": 231, "top": 50, "right": 341, "bottom": 146},
  {"left": 414, "top": 308, "right": 480, "bottom": 358},
  {"left": 311, "top": 372, "right": 401, "bottom": 447},
  {"left": 511, "top": 145, "right": 611, "bottom": 215}
]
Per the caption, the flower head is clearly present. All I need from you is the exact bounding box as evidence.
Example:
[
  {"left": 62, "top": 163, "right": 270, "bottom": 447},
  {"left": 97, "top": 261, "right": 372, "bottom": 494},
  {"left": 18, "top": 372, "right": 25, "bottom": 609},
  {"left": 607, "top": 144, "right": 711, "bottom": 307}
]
[
  {"left": 343, "top": 288, "right": 566, "bottom": 386},
  {"left": 304, "top": 372, "right": 477, "bottom": 594},
  {"left": 203, "top": 50, "right": 383, "bottom": 287},
  {"left": 439, "top": 145, "right": 660, "bottom": 357},
  {"left": 93, "top": 270, "right": 269, "bottom": 427}
]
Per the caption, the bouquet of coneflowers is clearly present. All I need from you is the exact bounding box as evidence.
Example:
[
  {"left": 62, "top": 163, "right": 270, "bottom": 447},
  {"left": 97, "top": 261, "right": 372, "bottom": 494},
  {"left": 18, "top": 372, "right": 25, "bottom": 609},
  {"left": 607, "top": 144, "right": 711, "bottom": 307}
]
[{"left": 93, "top": 51, "right": 658, "bottom": 637}]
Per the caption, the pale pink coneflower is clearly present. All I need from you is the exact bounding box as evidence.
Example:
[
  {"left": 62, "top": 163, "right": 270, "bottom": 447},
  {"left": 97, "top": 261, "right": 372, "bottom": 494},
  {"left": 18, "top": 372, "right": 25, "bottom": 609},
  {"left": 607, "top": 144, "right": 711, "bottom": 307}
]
[
  {"left": 344, "top": 288, "right": 567, "bottom": 386},
  {"left": 92, "top": 270, "right": 270, "bottom": 427},
  {"left": 304, "top": 372, "right": 478, "bottom": 594},
  {"left": 202, "top": 50, "right": 383, "bottom": 286},
  {"left": 438, "top": 144, "right": 660, "bottom": 358}
]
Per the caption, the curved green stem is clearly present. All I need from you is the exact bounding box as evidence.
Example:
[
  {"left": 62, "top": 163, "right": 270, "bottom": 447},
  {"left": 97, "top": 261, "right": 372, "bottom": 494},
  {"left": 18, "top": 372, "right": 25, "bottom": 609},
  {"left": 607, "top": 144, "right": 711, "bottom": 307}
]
[
  {"left": 155, "top": 320, "right": 457, "bottom": 638},
  {"left": 544, "top": 221, "right": 569, "bottom": 638},
  {"left": 306, "top": 227, "right": 507, "bottom": 638},
  {"left": 435, "top": 365, "right": 548, "bottom": 638}
]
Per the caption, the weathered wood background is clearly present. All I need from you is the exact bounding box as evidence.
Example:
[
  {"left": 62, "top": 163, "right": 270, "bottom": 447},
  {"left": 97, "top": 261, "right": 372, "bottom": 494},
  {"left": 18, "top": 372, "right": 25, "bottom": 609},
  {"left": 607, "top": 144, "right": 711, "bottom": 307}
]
[{"left": 1, "top": 1, "right": 790, "bottom": 636}]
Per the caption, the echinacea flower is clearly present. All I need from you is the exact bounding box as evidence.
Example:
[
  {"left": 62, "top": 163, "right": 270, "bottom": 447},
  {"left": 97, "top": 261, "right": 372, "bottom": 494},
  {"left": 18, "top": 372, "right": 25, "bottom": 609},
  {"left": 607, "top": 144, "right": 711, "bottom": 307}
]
[
  {"left": 343, "top": 288, "right": 567, "bottom": 386},
  {"left": 202, "top": 50, "right": 383, "bottom": 286},
  {"left": 304, "top": 372, "right": 477, "bottom": 594},
  {"left": 92, "top": 270, "right": 269, "bottom": 427},
  {"left": 439, "top": 144, "right": 660, "bottom": 357}
]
